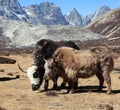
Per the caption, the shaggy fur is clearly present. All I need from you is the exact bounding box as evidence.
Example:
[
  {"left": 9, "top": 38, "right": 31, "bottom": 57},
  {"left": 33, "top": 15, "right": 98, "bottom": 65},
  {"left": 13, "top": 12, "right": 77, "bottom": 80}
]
[
  {"left": 32, "top": 39, "right": 80, "bottom": 90},
  {"left": 44, "top": 46, "right": 114, "bottom": 94}
]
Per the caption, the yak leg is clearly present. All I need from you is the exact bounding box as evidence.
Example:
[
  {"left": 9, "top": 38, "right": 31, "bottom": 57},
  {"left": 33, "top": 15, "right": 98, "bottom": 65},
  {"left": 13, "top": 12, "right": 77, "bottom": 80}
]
[
  {"left": 67, "top": 79, "right": 77, "bottom": 94},
  {"left": 61, "top": 79, "right": 78, "bottom": 89},
  {"left": 67, "top": 80, "right": 74, "bottom": 94},
  {"left": 44, "top": 74, "right": 59, "bottom": 90},
  {"left": 52, "top": 74, "right": 59, "bottom": 89},
  {"left": 44, "top": 79, "right": 49, "bottom": 90},
  {"left": 96, "top": 72, "right": 104, "bottom": 91},
  {"left": 103, "top": 70, "right": 112, "bottom": 94},
  {"left": 60, "top": 79, "right": 66, "bottom": 88},
  {"left": 74, "top": 79, "right": 78, "bottom": 89}
]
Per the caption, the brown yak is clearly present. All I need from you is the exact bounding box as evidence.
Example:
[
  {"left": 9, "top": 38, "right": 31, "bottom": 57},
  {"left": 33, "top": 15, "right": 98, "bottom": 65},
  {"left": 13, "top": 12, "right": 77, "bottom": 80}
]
[{"left": 44, "top": 46, "right": 114, "bottom": 94}]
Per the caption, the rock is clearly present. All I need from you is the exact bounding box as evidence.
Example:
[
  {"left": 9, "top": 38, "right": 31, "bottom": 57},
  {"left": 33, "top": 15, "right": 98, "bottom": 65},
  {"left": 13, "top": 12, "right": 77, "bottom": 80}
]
[{"left": 0, "top": 57, "right": 16, "bottom": 64}]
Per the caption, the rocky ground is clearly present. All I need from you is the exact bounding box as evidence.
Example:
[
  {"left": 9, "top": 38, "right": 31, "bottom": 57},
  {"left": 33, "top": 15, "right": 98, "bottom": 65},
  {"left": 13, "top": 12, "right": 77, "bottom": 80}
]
[{"left": 0, "top": 48, "right": 120, "bottom": 110}]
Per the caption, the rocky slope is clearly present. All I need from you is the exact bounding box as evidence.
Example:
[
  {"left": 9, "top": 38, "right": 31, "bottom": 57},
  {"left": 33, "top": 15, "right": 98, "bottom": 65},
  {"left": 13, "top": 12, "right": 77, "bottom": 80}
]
[
  {"left": 87, "top": 7, "right": 120, "bottom": 38},
  {"left": 0, "top": 20, "right": 104, "bottom": 47},
  {"left": 0, "top": 32, "right": 11, "bottom": 49}
]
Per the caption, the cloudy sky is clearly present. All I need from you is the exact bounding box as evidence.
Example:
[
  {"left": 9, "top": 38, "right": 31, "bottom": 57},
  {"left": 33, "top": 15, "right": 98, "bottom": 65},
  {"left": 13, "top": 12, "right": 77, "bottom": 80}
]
[{"left": 18, "top": 0, "right": 120, "bottom": 16}]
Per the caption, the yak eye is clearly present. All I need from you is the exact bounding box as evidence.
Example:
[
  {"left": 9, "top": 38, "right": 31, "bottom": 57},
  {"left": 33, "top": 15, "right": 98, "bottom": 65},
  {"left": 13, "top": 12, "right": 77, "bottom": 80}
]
[
  {"left": 36, "top": 55, "right": 39, "bottom": 58},
  {"left": 49, "top": 64, "right": 53, "bottom": 69},
  {"left": 33, "top": 72, "right": 39, "bottom": 78}
]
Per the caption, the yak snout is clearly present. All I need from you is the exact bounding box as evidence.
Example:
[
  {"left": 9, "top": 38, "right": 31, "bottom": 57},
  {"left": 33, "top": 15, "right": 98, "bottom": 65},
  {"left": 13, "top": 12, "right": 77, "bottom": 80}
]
[{"left": 32, "top": 84, "right": 40, "bottom": 91}]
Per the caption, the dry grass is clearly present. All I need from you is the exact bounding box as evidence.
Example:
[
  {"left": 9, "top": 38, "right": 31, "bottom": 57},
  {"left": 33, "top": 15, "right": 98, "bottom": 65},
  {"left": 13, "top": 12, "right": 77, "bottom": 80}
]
[{"left": 0, "top": 54, "right": 120, "bottom": 110}]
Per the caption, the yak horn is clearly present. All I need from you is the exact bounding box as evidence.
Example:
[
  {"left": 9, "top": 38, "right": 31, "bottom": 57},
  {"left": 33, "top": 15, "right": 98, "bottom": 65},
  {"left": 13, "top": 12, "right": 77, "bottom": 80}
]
[{"left": 17, "top": 63, "right": 27, "bottom": 73}]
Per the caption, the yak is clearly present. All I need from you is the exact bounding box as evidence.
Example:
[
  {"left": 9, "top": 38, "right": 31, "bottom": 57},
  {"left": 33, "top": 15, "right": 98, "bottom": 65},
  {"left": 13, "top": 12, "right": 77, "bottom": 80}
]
[
  {"left": 18, "top": 39, "right": 80, "bottom": 91},
  {"left": 44, "top": 46, "right": 114, "bottom": 94}
]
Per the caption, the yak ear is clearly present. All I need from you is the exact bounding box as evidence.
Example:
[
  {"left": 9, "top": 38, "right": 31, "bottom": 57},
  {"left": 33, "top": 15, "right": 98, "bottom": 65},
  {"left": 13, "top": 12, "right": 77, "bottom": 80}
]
[
  {"left": 44, "top": 58, "right": 53, "bottom": 63},
  {"left": 35, "top": 41, "right": 48, "bottom": 52},
  {"left": 44, "top": 58, "right": 53, "bottom": 68},
  {"left": 43, "top": 41, "right": 48, "bottom": 46},
  {"left": 36, "top": 45, "right": 42, "bottom": 50},
  {"left": 17, "top": 63, "right": 27, "bottom": 73}
]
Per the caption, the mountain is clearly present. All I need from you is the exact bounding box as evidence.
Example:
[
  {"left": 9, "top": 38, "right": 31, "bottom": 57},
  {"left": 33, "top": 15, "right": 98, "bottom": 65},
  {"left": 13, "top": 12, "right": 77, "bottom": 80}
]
[
  {"left": 87, "top": 7, "right": 120, "bottom": 38},
  {"left": 0, "top": 0, "right": 111, "bottom": 26},
  {"left": 0, "top": 20, "right": 104, "bottom": 47},
  {"left": 83, "top": 6, "right": 111, "bottom": 26},
  {"left": 0, "top": 0, "right": 29, "bottom": 21},
  {"left": 65, "top": 6, "right": 111, "bottom": 26},
  {"left": 65, "top": 8, "right": 83, "bottom": 26},
  {"left": 91, "top": 6, "right": 111, "bottom": 21},
  {"left": 0, "top": 0, "right": 117, "bottom": 48},
  {"left": 0, "top": 1, "right": 68, "bottom": 25},
  {"left": 24, "top": 2, "right": 68, "bottom": 25}
]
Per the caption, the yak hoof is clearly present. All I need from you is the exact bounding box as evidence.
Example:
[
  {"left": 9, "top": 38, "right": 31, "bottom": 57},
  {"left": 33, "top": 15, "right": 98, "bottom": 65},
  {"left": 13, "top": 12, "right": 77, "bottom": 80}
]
[
  {"left": 53, "top": 84, "right": 58, "bottom": 90},
  {"left": 107, "top": 91, "right": 111, "bottom": 95},
  {"left": 67, "top": 89, "right": 74, "bottom": 94},
  {"left": 73, "top": 84, "right": 78, "bottom": 89},
  {"left": 44, "top": 87, "right": 48, "bottom": 91},
  {"left": 60, "top": 83, "right": 66, "bottom": 88},
  {"left": 97, "top": 87, "right": 102, "bottom": 92}
]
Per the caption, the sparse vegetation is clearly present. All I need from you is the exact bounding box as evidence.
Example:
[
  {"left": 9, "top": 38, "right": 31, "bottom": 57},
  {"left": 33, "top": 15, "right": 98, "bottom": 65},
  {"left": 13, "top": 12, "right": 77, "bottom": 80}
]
[{"left": 0, "top": 51, "right": 120, "bottom": 110}]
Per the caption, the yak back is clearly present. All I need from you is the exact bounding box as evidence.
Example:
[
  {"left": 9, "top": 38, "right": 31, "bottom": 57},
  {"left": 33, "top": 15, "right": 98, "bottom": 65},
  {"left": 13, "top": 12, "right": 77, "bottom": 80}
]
[
  {"left": 35, "top": 39, "right": 79, "bottom": 59},
  {"left": 53, "top": 46, "right": 113, "bottom": 67},
  {"left": 53, "top": 47, "right": 98, "bottom": 69}
]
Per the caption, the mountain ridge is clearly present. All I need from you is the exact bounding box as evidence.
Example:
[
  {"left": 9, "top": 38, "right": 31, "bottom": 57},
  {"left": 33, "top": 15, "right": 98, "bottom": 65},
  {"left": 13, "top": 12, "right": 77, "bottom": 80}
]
[
  {"left": 0, "top": 0, "right": 29, "bottom": 21},
  {"left": 87, "top": 7, "right": 120, "bottom": 38},
  {"left": 0, "top": 0, "right": 112, "bottom": 26},
  {"left": 0, "top": 19, "right": 104, "bottom": 47},
  {"left": 65, "top": 6, "right": 111, "bottom": 26}
]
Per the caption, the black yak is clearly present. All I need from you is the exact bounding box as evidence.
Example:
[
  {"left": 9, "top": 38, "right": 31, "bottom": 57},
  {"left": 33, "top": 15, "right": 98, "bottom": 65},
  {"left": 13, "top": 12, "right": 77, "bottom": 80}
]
[{"left": 18, "top": 39, "right": 79, "bottom": 91}]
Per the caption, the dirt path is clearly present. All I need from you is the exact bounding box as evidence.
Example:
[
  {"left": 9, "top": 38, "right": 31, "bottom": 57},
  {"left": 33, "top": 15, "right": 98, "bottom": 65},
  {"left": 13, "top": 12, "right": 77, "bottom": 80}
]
[{"left": 0, "top": 54, "right": 120, "bottom": 110}]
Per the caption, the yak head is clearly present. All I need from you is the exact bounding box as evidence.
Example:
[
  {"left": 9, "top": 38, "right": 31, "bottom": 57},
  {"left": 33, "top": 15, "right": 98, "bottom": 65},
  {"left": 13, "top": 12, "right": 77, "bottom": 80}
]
[
  {"left": 33, "top": 39, "right": 57, "bottom": 65},
  {"left": 43, "top": 58, "right": 57, "bottom": 80},
  {"left": 18, "top": 63, "right": 45, "bottom": 91}
]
